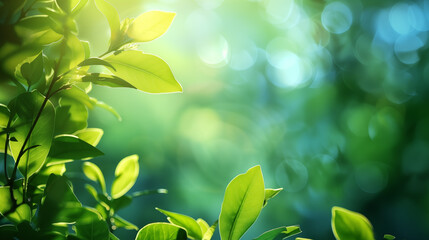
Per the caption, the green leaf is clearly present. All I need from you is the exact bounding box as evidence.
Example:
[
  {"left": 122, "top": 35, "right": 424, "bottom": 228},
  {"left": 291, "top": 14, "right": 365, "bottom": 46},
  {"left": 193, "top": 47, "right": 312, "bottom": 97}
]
[
  {"left": 111, "top": 194, "right": 132, "bottom": 211},
  {"left": 29, "top": 163, "right": 66, "bottom": 186},
  {"left": 38, "top": 174, "right": 82, "bottom": 229},
  {"left": 156, "top": 208, "right": 202, "bottom": 239},
  {"left": 254, "top": 226, "right": 302, "bottom": 240},
  {"left": 48, "top": 134, "right": 104, "bottom": 159},
  {"left": 110, "top": 232, "right": 120, "bottom": 240},
  {"left": 104, "top": 50, "right": 182, "bottom": 93},
  {"left": 56, "top": 0, "right": 80, "bottom": 13},
  {"left": 202, "top": 220, "right": 218, "bottom": 240},
  {"left": 0, "top": 224, "right": 18, "bottom": 240},
  {"left": 131, "top": 189, "right": 168, "bottom": 197},
  {"left": 94, "top": 0, "right": 121, "bottom": 50},
  {"left": 127, "top": 11, "right": 175, "bottom": 42},
  {"left": 0, "top": 104, "right": 10, "bottom": 153},
  {"left": 75, "top": 207, "right": 110, "bottom": 240},
  {"left": 71, "top": 0, "right": 89, "bottom": 16},
  {"left": 82, "top": 73, "right": 136, "bottom": 89},
  {"left": 383, "top": 234, "right": 395, "bottom": 240},
  {"left": 113, "top": 215, "right": 138, "bottom": 230},
  {"left": 15, "top": 15, "right": 63, "bottom": 45},
  {"left": 20, "top": 52, "right": 44, "bottom": 88},
  {"left": 8, "top": 91, "right": 55, "bottom": 178},
  {"left": 263, "top": 188, "right": 283, "bottom": 207},
  {"left": 90, "top": 97, "right": 122, "bottom": 121},
  {"left": 78, "top": 57, "right": 116, "bottom": 71},
  {"left": 74, "top": 128, "right": 104, "bottom": 147},
  {"left": 0, "top": 186, "right": 31, "bottom": 224},
  {"left": 331, "top": 206, "right": 375, "bottom": 240},
  {"left": 135, "top": 223, "right": 187, "bottom": 240},
  {"left": 85, "top": 184, "right": 99, "bottom": 201},
  {"left": 44, "top": 34, "right": 85, "bottom": 75},
  {"left": 83, "top": 162, "right": 106, "bottom": 193},
  {"left": 196, "top": 218, "right": 209, "bottom": 236},
  {"left": 219, "top": 165, "right": 265, "bottom": 240},
  {"left": 111, "top": 154, "right": 139, "bottom": 199}
]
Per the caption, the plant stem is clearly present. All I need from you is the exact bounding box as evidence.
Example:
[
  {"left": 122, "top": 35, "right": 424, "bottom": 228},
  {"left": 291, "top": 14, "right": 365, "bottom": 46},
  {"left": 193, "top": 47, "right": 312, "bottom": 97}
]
[{"left": 3, "top": 117, "right": 13, "bottom": 183}]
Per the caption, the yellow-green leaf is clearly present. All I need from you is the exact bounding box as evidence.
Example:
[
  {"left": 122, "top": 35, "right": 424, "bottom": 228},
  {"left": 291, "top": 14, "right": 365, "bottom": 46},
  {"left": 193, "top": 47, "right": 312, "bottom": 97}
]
[
  {"left": 95, "top": 0, "right": 120, "bottom": 50},
  {"left": 111, "top": 154, "right": 139, "bottom": 199},
  {"left": 331, "top": 206, "right": 375, "bottom": 240},
  {"left": 135, "top": 223, "right": 187, "bottom": 240},
  {"left": 127, "top": 11, "right": 175, "bottom": 42},
  {"left": 156, "top": 208, "right": 202, "bottom": 240},
  {"left": 74, "top": 128, "right": 104, "bottom": 147},
  {"left": 105, "top": 50, "right": 182, "bottom": 93},
  {"left": 219, "top": 165, "right": 265, "bottom": 240},
  {"left": 83, "top": 162, "right": 106, "bottom": 193},
  {"left": 263, "top": 188, "right": 283, "bottom": 207}
]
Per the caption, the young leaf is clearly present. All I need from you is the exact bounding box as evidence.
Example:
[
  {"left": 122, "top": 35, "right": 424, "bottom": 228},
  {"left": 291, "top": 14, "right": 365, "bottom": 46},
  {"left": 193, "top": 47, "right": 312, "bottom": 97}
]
[
  {"left": 203, "top": 220, "right": 218, "bottom": 240},
  {"left": 384, "top": 234, "right": 395, "bottom": 240},
  {"left": 111, "top": 154, "right": 139, "bottom": 199},
  {"left": 219, "top": 165, "right": 265, "bottom": 240},
  {"left": 8, "top": 91, "right": 55, "bottom": 178},
  {"left": 74, "top": 128, "right": 104, "bottom": 147},
  {"left": 127, "top": 11, "right": 175, "bottom": 42},
  {"left": 263, "top": 188, "right": 283, "bottom": 207},
  {"left": 15, "top": 15, "right": 63, "bottom": 45},
  {"left": 85, "top": 184, "right": 99, "bottom": 201},
  {"left": 20, "top": 52, "right": 44, "bottom": 88},
  {"left": 78, "top": 57, "right": 116, "bottom": 71},
  {"left": 82, "top": 162, "right": 106, "bottom": 193},
  {"left": 48, "top": 134, "right": 104, "bottom": 159},
  {"left": 156, "top": 208, "right": 202, "bottom": 239},
  {"left": 254, "top": 226, "right": 302, "bottom": 240},
  {"left": 331, "top": 206, "right": 375, "bottom": 240},
  {"left": 90, "top": 97, "right": 122, "bottom": 121},
  {"left": 113, "top": 215, "right": 138, "bottom": 230},
  {"left": 56, "top": 0, "right": 80, "bottom": 13},
  {"left": 135, "top": 223, "right": 187, "bottom": 240},
  {"left": 197, "top": 218, "right": 210, "bottom": 236},
  {"left": 104, "top": 50, "right": 182, "bottom": 93},
  {"left": 94, "top": 0, "right": 121, "bottom": 50}
]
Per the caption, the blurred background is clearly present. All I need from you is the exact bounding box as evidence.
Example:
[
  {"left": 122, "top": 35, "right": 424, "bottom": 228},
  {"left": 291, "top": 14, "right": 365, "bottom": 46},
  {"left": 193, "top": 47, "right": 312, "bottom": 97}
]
[{"left": 51, "top": 0, "right": 429, "bottom": 239}]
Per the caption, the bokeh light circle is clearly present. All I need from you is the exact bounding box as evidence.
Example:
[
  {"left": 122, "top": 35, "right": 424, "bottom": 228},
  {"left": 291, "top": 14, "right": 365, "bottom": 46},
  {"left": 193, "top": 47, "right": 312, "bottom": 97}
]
[{"left": 321, "top": 2, "right": 353, "bottom": 34}]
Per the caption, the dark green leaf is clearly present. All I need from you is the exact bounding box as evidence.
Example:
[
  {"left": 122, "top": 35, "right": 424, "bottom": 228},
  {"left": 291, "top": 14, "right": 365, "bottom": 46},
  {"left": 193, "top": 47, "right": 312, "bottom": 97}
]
[
  {"left": 135, "top": 223, "right": 187, "bottom": 240},
  {"left": 75, "top": 207, "right": 110, "bottom": 240},
  {"left": 156, "top": 208, "right": 202, "bottom": 239},
  {"left": 254, "top": 226, "right": 302, "bottom": 240},
  {"left": 331, "top": 206, "right": 374, "bottom": 240},
  {"left": 0, "top": 224, "right": 18, "bottom": 240},
  {"left": 104, "top": 50, "right": 182, "bottom": 93},
  {"left": 111, "top": 154, "right": 139, "bottom": 199},
  {"left": 48, "top": 134, "right": 104, "bottom": 159},
  {"left": 384, "top": 234, "right": 395, "bottom": 240},
  {"left": 82, "top": 73, "right": 136, "bottom": 89},
  {"left": 111, "top": 194, "right": 132, "bottom": 211},
  {"left": 219, "top": 165, "right": 265, "bottom": 240},
  {"left": 79, "top": 57, "right": 116, "bottom": 71}
]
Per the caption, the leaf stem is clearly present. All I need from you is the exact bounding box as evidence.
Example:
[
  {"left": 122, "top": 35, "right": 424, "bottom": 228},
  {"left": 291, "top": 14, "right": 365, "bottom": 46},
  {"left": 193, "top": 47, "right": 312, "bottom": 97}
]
[{"left": 3, "top": 117, "right": 13, "bottom": 183}]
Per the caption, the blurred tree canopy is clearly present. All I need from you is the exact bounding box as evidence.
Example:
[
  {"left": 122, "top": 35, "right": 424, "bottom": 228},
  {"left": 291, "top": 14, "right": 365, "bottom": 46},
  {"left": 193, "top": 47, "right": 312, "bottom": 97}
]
[{"left": 1, "top": 0, "right": 428, "bottom": 239}]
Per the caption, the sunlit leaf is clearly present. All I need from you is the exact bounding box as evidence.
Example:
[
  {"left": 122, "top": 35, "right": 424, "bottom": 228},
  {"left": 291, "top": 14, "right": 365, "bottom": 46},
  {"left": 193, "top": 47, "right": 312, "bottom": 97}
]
[
  {"left": 90, "top": 97, "right": 122, "bottom": 121},
  {"left": 44, "top": 34, "right": 85, "bottom": 75},
  {"left": 15, "top": 15, "right": 63, "bottom": 45},
  {"left": 20, "top": 52, "right": 44, "bottom": 88},
  {"left": 127, "top": 11, "right": 175, "bottom": 42},
  {"left": 219, "top": 165, "right": 265, "bottom": 240},
  {"left": 254, "top": 226, "right": 302, "bottom": 240},
  {"left": 0, "top": 186, "right": 31, "bottom": 224},
  {"left": 110, "top": 232, "right": 120, "bottom": 240},
  {"left": 74, "top": 128, "right": 104, "bottom": 147},
  {"left": 156, "top": 208, "right": 202, "bottom": 239},
  {"left": 113, "top": 215, "right": 138, "bottom": 230},
  {"left": 8, "top": 91, "right": 55, "bottom": 178},
  {"left": 94, "top": 0, "right": 121, "bottom": 50},
  {"left": 82, "top": 73, "right": 136, "bottom": 89},
  {"left": 135, "top": 223, "right": 187, "bottom": 240},
  {"left": 85, "top": 184, "right": 99, "bottom": 201},
  {"left": 196, "top": 218, "right": 209, "bottom": 237},
  {"left": 202, "top": 220, "right": 218, "bottom": 240},
  {"left": 331, "top": 206, "right": 375, "bottom": 240},
  {"left": 48, "top": 134, "right": 104, "bottom": 159},
  {"left": 83, "top": 162, "right": 106, "bottom": 193},
  {"left": 56, "top": 0, "right": 80, "bottom": 13},
  {"left": 105, "top": 50, "right": 182, "bottom": 93},
  {"left": 263, "top": 188, "right": 283, "bottom": 207},
  {"left": 111, "top": 154, "right": 139, "bottom": 199},
  {"left": 75, "top": 207, "right": 110, "bottom": 240}
]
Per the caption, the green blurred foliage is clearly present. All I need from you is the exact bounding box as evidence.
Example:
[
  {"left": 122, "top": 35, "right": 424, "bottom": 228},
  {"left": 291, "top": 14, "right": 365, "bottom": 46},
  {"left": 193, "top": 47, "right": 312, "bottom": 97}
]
[{"left": 2, "top": 0, "right": 429, "bottom": 239}]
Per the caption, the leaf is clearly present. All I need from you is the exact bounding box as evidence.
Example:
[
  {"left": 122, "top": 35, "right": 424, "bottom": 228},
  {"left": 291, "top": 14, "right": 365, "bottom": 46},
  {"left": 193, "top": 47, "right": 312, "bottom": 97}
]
[
  {"left": 263, "top": 188, "right": 283, "bottom": 207},
  {"left": 254, "top": 226, "right": 302, "bottom": 240},
  {"left": 156, "top": 208, "right": 202, "bottom": 239},
  {"left": 44, "top": 34, "right": 85, "bottom": 75},
  {"left": 111, "top": 154, "right": 139, "bottom": 199},
  {"left": 38, "top": 174, "right": 83, "bottom": 229},
  {"left": 111, "top": 194, "right": 132, "bottom": 211},
  {"left": 8, "top": 91, "right": 55, "bottom": 178},
  {"left": 110, "top": 232, "right": 120, "bottom": 240},
  {"left": 104, "top": 50, "right": 182, "bottom": 93},
  {"left": 196, "top": 218, "right": 209, "bottom": 236},
  {"left": 131, "top": 189, "right": 168, "bottom": 197},
  {"left": 20, "top": 52, "right": 44, "bottom": 88},
  {"left": 0, "top": 186, "right": 31, "bottom": 224},
  {"left": 85, "top": 184, "right": 99, "bottom": 201},
  {"left": 127, "top": 11, "right": 175, "bottom": 42},
  {"left": 113, "top": 215, "right": 138, "bottom": 230},
  {"left": 15, "top": 15, "right": 63, "bottom": 45},
  {"left": 202, "top": 220, "right": 218, "bottom": 240},
  {"left": 74, "top": 128, "right": 104, "bottom": 146},
  {"left": 90, "top": 97, "right": 122, "bottom": 121},
  {"left": 135, "top": 223, "right": 187, "bottom": 240},
  {"left": 384, "top": 234, "right": 395, "bottom": 240},
  {"left": 82, "top": 73, "right": 136, "bottom": 88},
  {"left": 0, "top": 224, "right": 18, "bottom": 240},
  {"left": 331, "top": 206, "right": 375, "bottom": 240},
  {"left": 219, "top": 165, "right": 265, "bottom": 240},
  {"left": 83, "top": 162, "right": 106, "bottom": 193},
  {"left": 48, "top": 134, "right": 104, "bottom": 159},
  {"left": 78, "top": 57, "right": 116, "bottom": 71},
  {"left": 94, "top": 0, "right": 121, "bottom": 50},
  {"left": 71, "top": 0, "right": 89, "bottom": 16},
  {"left": 29, "top": 163, "right": 66, "bottom": 187},
  {"left": 56, "top": 0, "right": 81, "bottom": 13},
  {"left": 75, "top": 207, "right": 110, "bottom": 240}
]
